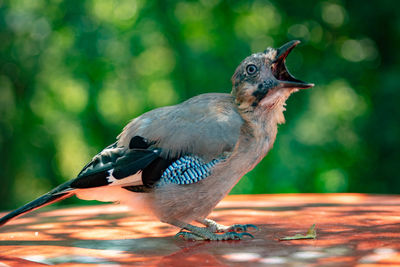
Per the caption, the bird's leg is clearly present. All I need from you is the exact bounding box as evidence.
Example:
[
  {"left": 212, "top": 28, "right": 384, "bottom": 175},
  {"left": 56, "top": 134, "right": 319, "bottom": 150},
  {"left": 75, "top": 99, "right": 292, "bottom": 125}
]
[
  {"left": 197, "top": 218, "right": 258, "bottom": 233},
  {"left": 172, "top": 221, "right": 254, "bottom": 241}
]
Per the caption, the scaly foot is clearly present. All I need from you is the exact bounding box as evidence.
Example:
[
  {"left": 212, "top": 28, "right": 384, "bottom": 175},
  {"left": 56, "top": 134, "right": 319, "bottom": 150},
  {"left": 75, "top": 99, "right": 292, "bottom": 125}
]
[{"left": 175, "top": 225, "right": 254, "bottom": 241}]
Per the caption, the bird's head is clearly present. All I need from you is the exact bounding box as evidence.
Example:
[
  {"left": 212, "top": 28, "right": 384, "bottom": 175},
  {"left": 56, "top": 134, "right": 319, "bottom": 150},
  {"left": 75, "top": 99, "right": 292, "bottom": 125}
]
[{"left": 231, "top": 40, "right": 314, "bottom": 113}]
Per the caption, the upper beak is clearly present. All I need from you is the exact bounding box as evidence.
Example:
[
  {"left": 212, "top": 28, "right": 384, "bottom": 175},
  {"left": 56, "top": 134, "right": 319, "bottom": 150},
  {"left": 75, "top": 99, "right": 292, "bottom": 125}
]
[{"left": 273, "top": 40, "right": 314, "bottom": 89}]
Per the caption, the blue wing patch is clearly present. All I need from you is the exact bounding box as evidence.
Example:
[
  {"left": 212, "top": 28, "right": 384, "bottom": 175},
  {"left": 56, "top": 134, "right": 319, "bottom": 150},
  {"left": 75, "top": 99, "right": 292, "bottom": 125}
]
[{"left": 157, "top": 156, "right": 220, "bottom": 186}]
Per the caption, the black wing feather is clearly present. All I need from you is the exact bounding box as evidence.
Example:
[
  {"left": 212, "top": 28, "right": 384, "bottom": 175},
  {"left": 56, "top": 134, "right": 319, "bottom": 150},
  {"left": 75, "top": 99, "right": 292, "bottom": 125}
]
[
  {"left": 77, "top": 142, "right": 121, "bottom": 178},
  {"left": 70, "top": 171, "right": 110, "bottom": 188},
  {"left": 71, "top": 136, "right": 160, "bottom": 189},
  {"left": 113, "top": 149, "right": 161, "bottom": 179},
  {"left": 69, "top": 148, "right": 160, "bottom": 189}
]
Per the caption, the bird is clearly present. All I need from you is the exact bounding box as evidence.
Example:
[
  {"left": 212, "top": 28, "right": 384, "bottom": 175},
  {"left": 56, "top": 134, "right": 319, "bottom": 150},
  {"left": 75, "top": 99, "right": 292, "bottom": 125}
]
[{"left": 0, "top": 40, "right": 313, "bottom": 240}]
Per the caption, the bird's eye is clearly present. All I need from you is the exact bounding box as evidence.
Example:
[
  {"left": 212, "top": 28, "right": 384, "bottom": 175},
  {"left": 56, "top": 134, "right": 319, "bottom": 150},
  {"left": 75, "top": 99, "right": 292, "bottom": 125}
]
[{"left": 246, "top": 64, "right": 258, "bottom": 75}]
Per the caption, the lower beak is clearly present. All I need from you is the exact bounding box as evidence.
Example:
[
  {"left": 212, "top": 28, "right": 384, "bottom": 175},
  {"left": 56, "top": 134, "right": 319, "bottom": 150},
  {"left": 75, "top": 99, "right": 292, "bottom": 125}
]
[{"left": 279, "top": 81, "right": 314, "bottom": 89}]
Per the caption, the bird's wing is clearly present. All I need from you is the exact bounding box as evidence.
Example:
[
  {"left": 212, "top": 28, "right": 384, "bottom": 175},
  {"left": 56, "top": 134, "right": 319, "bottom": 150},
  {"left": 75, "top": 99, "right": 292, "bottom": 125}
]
[{"left": 118, "top": 93, "right": 244, "bottom": 191}]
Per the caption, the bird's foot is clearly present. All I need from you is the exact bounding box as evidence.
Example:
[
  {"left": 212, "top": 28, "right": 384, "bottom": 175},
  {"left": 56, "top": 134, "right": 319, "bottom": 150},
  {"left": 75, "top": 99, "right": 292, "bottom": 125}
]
[
  {"left": 175, "top": 226, "right": 254, "bottom": 241},
  {"left": 200, "top": 218, "right": 258, "bottom": 233}
]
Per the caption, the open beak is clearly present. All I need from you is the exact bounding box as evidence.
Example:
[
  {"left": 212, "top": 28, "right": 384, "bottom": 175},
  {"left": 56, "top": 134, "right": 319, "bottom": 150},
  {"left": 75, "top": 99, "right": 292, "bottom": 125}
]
[{"left": 272, "top": 40, "right": 314, "bottom": 89}]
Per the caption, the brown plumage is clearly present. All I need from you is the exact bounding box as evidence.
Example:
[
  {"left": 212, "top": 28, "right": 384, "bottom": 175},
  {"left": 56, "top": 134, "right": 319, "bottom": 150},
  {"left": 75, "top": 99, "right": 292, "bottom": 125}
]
[{"left": 0, "top": 41, "right": 313, "bottom": 240}]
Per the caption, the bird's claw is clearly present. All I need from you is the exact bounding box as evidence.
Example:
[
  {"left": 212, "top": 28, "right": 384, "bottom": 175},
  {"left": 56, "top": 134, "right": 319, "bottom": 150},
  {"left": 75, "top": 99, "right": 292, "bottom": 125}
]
[{"left": 234, "top": 232, "right": 254, "bottom": 239}]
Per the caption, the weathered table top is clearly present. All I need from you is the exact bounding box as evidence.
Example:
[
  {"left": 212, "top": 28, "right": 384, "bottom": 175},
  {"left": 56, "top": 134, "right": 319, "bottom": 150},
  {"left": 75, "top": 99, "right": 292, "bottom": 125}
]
[{"left": 0, "top": 194, "right": 399, "bottom": 266}]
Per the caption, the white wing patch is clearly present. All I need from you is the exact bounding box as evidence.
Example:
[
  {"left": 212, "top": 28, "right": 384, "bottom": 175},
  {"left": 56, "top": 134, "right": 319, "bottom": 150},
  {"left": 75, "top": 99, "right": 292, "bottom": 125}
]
[
  {"left": 75, "top": 171, "right": 145, "bottom": 205},
  {"left": 106, "top": 169, "right": 143, "bottom": 187}
]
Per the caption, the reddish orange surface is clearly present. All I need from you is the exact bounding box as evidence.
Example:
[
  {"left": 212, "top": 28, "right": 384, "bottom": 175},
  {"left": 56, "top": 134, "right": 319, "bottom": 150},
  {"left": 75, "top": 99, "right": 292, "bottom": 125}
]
[{"left": 0, "top": 194, "right": 400, "bottom": 266}]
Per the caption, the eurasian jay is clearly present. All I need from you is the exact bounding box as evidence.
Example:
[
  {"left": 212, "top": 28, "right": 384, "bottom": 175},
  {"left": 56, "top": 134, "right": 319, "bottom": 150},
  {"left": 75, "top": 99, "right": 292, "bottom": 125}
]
[{"left": 0, "top": 40, "right": 313, "bottom": 240}]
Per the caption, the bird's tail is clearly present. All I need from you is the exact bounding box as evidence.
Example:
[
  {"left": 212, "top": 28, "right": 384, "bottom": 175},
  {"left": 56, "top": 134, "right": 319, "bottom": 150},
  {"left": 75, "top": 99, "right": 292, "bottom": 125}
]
[{"left": 0, "top": 183, "right": 74, "bottom": 227}]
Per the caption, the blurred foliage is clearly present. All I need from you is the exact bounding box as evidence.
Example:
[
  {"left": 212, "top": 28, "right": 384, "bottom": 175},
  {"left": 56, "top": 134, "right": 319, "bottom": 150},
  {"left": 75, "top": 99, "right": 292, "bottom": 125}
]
[{"left": 0, "top": 0, "right": 399, "bottom": 209}]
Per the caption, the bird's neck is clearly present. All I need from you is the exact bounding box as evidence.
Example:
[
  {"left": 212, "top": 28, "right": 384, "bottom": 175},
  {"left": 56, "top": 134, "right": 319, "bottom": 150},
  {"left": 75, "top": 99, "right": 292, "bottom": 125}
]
[{"left": 239, "top": 102, "right": 286, "bottom": 142}]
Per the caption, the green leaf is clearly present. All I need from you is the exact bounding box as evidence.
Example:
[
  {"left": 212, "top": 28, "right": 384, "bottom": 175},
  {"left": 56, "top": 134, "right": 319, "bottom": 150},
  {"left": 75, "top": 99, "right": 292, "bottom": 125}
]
[{"left": 279, "top": 224, "right": 317, "bottom": 241}]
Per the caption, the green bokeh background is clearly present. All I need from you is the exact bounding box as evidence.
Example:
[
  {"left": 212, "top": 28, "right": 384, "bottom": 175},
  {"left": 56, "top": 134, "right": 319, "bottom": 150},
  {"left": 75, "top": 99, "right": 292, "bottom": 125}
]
[{"left": 0, "top": 0, "right": 399, "bottom": 209}]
